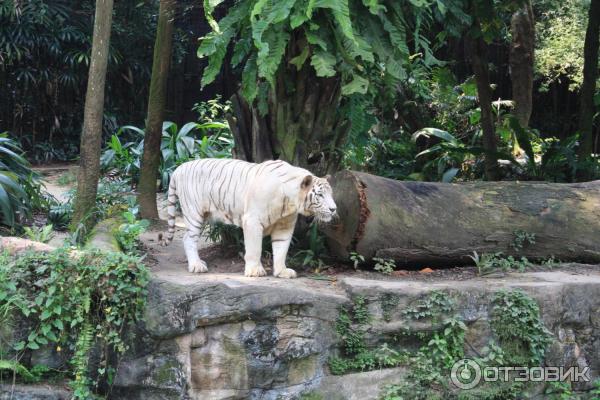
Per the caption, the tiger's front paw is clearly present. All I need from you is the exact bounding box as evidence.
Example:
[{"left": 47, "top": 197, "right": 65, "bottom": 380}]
[
  {"left": 244, "top": 264, "right": 267, "bottom": 277},
  {"left": 188, "top": 260, "right": 208, "bottom": 273},
  {"left": 275, "top": 268, "right": 297, "bottom": 279}
]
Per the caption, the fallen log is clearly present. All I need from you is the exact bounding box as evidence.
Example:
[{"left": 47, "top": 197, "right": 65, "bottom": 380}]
[
  {"left": 322, "top": 171, "right": 600, "bottom": 266},
  {"left": 0, "top": 237, "right": 56, "bottom": 256}
]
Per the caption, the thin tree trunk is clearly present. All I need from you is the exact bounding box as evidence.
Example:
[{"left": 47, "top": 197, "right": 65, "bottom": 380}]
[
  {"left": 509, "top": 0, "right": 535, "bottom": 128},
  {"left": 138, "top": 0, "right": 176, "bottom": 219},
  {"left": 578, "top": 0, "right": 600, "bottom": 158},
  {"left": 468, "top": 31, "right": 500, "bottom": 180},
  {"left": 70, "top": 0, "right": 114, "bottom": 232}
]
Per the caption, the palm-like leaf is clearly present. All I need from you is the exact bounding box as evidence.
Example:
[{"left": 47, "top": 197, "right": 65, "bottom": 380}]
[{"left": 0, "top": 134, "right": 36, "bottom": 227}]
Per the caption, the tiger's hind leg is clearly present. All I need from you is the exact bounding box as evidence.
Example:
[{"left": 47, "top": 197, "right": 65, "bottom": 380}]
[{"left": 183, "top": 217, "right": 208, "bottom": 273}]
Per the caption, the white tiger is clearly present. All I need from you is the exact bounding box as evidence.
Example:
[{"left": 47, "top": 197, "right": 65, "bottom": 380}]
[{"left": 161, "top": 158, "right": 337, "bottom": 278}]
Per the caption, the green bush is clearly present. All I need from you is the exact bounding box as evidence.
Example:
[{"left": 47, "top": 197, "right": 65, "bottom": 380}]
[
  {"left": 0, "top": 134, "right": 44, "bottom": 228},
  {"left": 0, "top": 248, "right": 149, "bottom": 398},
  {"left": 100, "top": 98, "right": 234, "bottom": 190},
  {"left": 115, "top": 211, "right": 150, "bottom": 255}
]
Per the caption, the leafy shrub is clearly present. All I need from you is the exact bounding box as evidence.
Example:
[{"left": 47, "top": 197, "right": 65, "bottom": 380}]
[
  {"left": 115, "top": 211, "right": 149, "bottom": 255},
  {"left": 373, "top": 257, "right": 396, "bottom": 275},
  {"left": 99, "top": 125, "right": 145, "bottom": 181},
  {"left": 23, "top": 224, "right": 54, "bottom": 243},
  {"left": 469, "top": 252, "right": 532, "bottom": 275},
  {"left": 0, "top": 249, "right": 149, "bottom": 398},
  {"left": 99, "top": 99, "right": 234, "bottom": 190},
  {"left": 47, "top": 200, "right": 73, "bottom": 231},
  {"left": 56, "top": 171, "right": 77, "bottom": 186},
  {"left": 0, "top": 134, "right": 44, "bottom": 227},
  {"left": 491, "top": 290, "right": 552, "bottom": 365}
]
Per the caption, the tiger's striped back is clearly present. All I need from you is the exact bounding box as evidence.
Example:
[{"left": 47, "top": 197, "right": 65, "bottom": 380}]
[{"left": 161, "top": 158, "right": 309, "bottom": 245}]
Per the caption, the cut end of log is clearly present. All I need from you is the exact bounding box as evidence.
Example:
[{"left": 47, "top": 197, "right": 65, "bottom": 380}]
[{"left": 351, "top": 178, "right": 371, "bottom": 250}]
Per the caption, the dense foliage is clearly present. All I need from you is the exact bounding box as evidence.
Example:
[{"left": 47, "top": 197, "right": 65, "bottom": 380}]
[
  {"left": 100, "top": 98, "right": 233, "bottom": 190},
  {"left": 0, "top": 0, "right": 195, "bottom": 161},
  {"left": 198, "top": 0, "right": 459, "bottom": 102},
  {"left": 0, "top": 133, "right": 44, "bottom": 228},
  {"left": 0, "top": 249, "right": 149, "bottom": 398}
]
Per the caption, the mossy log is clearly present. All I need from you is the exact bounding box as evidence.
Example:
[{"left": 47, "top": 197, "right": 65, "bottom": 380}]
[{"left": 322, "top": 171, "right": 600, "bottom": 266}]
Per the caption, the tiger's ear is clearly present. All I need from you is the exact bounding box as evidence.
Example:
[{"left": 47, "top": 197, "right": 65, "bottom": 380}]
[
  {"left": 301, "top": 175, "right": 313, "bottom": 189},
  {"left": 324, "top": 174, "right": 331, "bottom": 181}
]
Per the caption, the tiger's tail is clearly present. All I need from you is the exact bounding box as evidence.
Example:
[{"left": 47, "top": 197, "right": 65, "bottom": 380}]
[{"left": 160, "top": 177, "right": 178, "bottom": 246}]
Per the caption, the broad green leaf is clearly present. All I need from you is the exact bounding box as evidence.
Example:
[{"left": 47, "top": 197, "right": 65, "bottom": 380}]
[
  {"left": 204, "top": 0, "right": 226, "bottom": 32},
  {"left": 313, "top": 0, "right": 355, "bottom": 44},
  {"left": 290, "top": 0, "right": 309, "bottom": 28},
  {"left": 241, "top": 54, "right": 259, "bottom": 102},
  {"left": 341, "top": 75, "right": 369, "bottom": 95},
  {"left": 0, "top": 182, "right": 14, "bottom": 226},
  {"left": 231, "top": 35, "right": 252, "bottom": 68},
  {"left": 199, "top": 0, "right": 251, "bottom": 87},
  {"left": 508, "top": 116, "right": 537, "bottom": 171},
  {"left": 251, "top": 0, "right": 295, "bottom": 84},
  {"left": 362, "top": 0, "right": 386, "bottom": 14},
  {"left": 162, "top": 121, "right": 177, "bottom": 134},
  {"left": 442, "top": 168, "right": 459, "bottom": 183},
  {"left": 289, "top": 45, "right": 310, "bottom": 70},
  {"left": 258, "top": 26, "right": 290, "bottom": 85},
  {"left": 310, "top": 49, "right": 336, "bottom": 77},
  {"left": 412, "top": 128, "right": 459, "bottom": 144},
  {"left": 177, "top": 122, "right": 199, "bottom": 138},
  {"left": 305, "top": 29, "right": 328, "bottom": 50},
  {"left": 197, "top": 122, "right": 229, "bottom": 130}
]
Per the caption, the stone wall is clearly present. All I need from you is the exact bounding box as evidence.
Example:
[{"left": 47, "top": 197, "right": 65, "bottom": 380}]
[{"left": 2, "top": 269, "right": 600, "bottom": 399}]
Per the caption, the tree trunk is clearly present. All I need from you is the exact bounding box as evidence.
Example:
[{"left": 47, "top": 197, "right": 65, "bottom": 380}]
[
  {"left": 322, "top": 171, "right": 600, "bottom": 266},
  {"left": 70, "top": 0, "right": 114, "bottom": 232},
  {"left": 468, "top": 25, "right": 500, "bottom": 180},
  {"left": 138, "top": 0, "right": 176, "bottom": 219},
  {"left": 578, "top": 0, "right": 600, "bottom": 158},
  {"left": 509, "top": 0, "right": 535, "bottom": 128},
  {"left": 226, "top": 44, "right": 350, "bottom": 176}
]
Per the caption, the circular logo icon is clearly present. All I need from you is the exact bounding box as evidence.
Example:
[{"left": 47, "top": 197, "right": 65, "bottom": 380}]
[{"left": 451, "top": 358, "right": 481, "bottom": 390}]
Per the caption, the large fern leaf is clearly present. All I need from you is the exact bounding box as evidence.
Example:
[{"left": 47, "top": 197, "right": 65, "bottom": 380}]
[
  {"left": 199, "top": 0, "right": 251, "bottom": 87},
  {"left": 341, "top": 74, "right": 369, "bottom": 95},
  {"left": 251, "top": 0, "right": 296, "bottom": 84},
  {"left": 259, "top": 26, "right": 291, "bottom": 84},
  {"left": 310, "top": 48, "right": 337, "bottom": 77},
  {"left": 203, "top": 0, "right": 226, "bottom": 31},
  {"left": 241, "top": 54, "right": 259, "bottom": 102}
]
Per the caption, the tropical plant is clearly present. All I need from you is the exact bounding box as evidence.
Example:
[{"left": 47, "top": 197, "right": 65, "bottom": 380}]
[
  {"left": 0, "top": 134, "right": 43, "bottom": 227},
  {"left": 0, "top": 0, "right": 170, "bottom": 159},
  {"left": 197, "top": 0, "right": 460, "bottom": 174},
  {"left": 159, "top": 120, "right": 233, "bottom": 189},
  {"left": 100, "top": 125, "right": 145, "bottom": 181},
  {"left": 23, "top": 224, "right": 55, "bottom": 243},
  {"left": 115, "top": 211, "right": 149, "bottom": 255},
  {"left": 412, "top": 128, "right": 483, "bottom": 182}
]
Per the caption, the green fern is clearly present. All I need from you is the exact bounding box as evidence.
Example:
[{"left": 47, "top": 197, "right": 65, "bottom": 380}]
[
  {"left": 198, "top": 0, "right": 439, "bottom": 103},
  {"left": 311, "top": 49, "right": 337, "bottom": 77}
]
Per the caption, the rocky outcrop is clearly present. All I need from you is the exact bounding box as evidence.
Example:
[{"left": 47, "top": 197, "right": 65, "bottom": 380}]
[
  {"left": 109, "top": 269, "right": 600, "bottom": 399},
  {"left": 3, "top": 268, "right": 600, "bottom": 399}
]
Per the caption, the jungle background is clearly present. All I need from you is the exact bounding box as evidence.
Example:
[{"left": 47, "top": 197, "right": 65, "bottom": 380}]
[
  {"left": 2, "top": 1, "right": 600, "bottom": 399},
  {"left": 1, "top": 0, "right": 600, "bottom": 234}
]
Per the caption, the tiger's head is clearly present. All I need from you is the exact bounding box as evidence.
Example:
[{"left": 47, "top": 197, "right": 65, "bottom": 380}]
[{"left": 300, "top": 175, "right": 337, "bottom": 222}]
